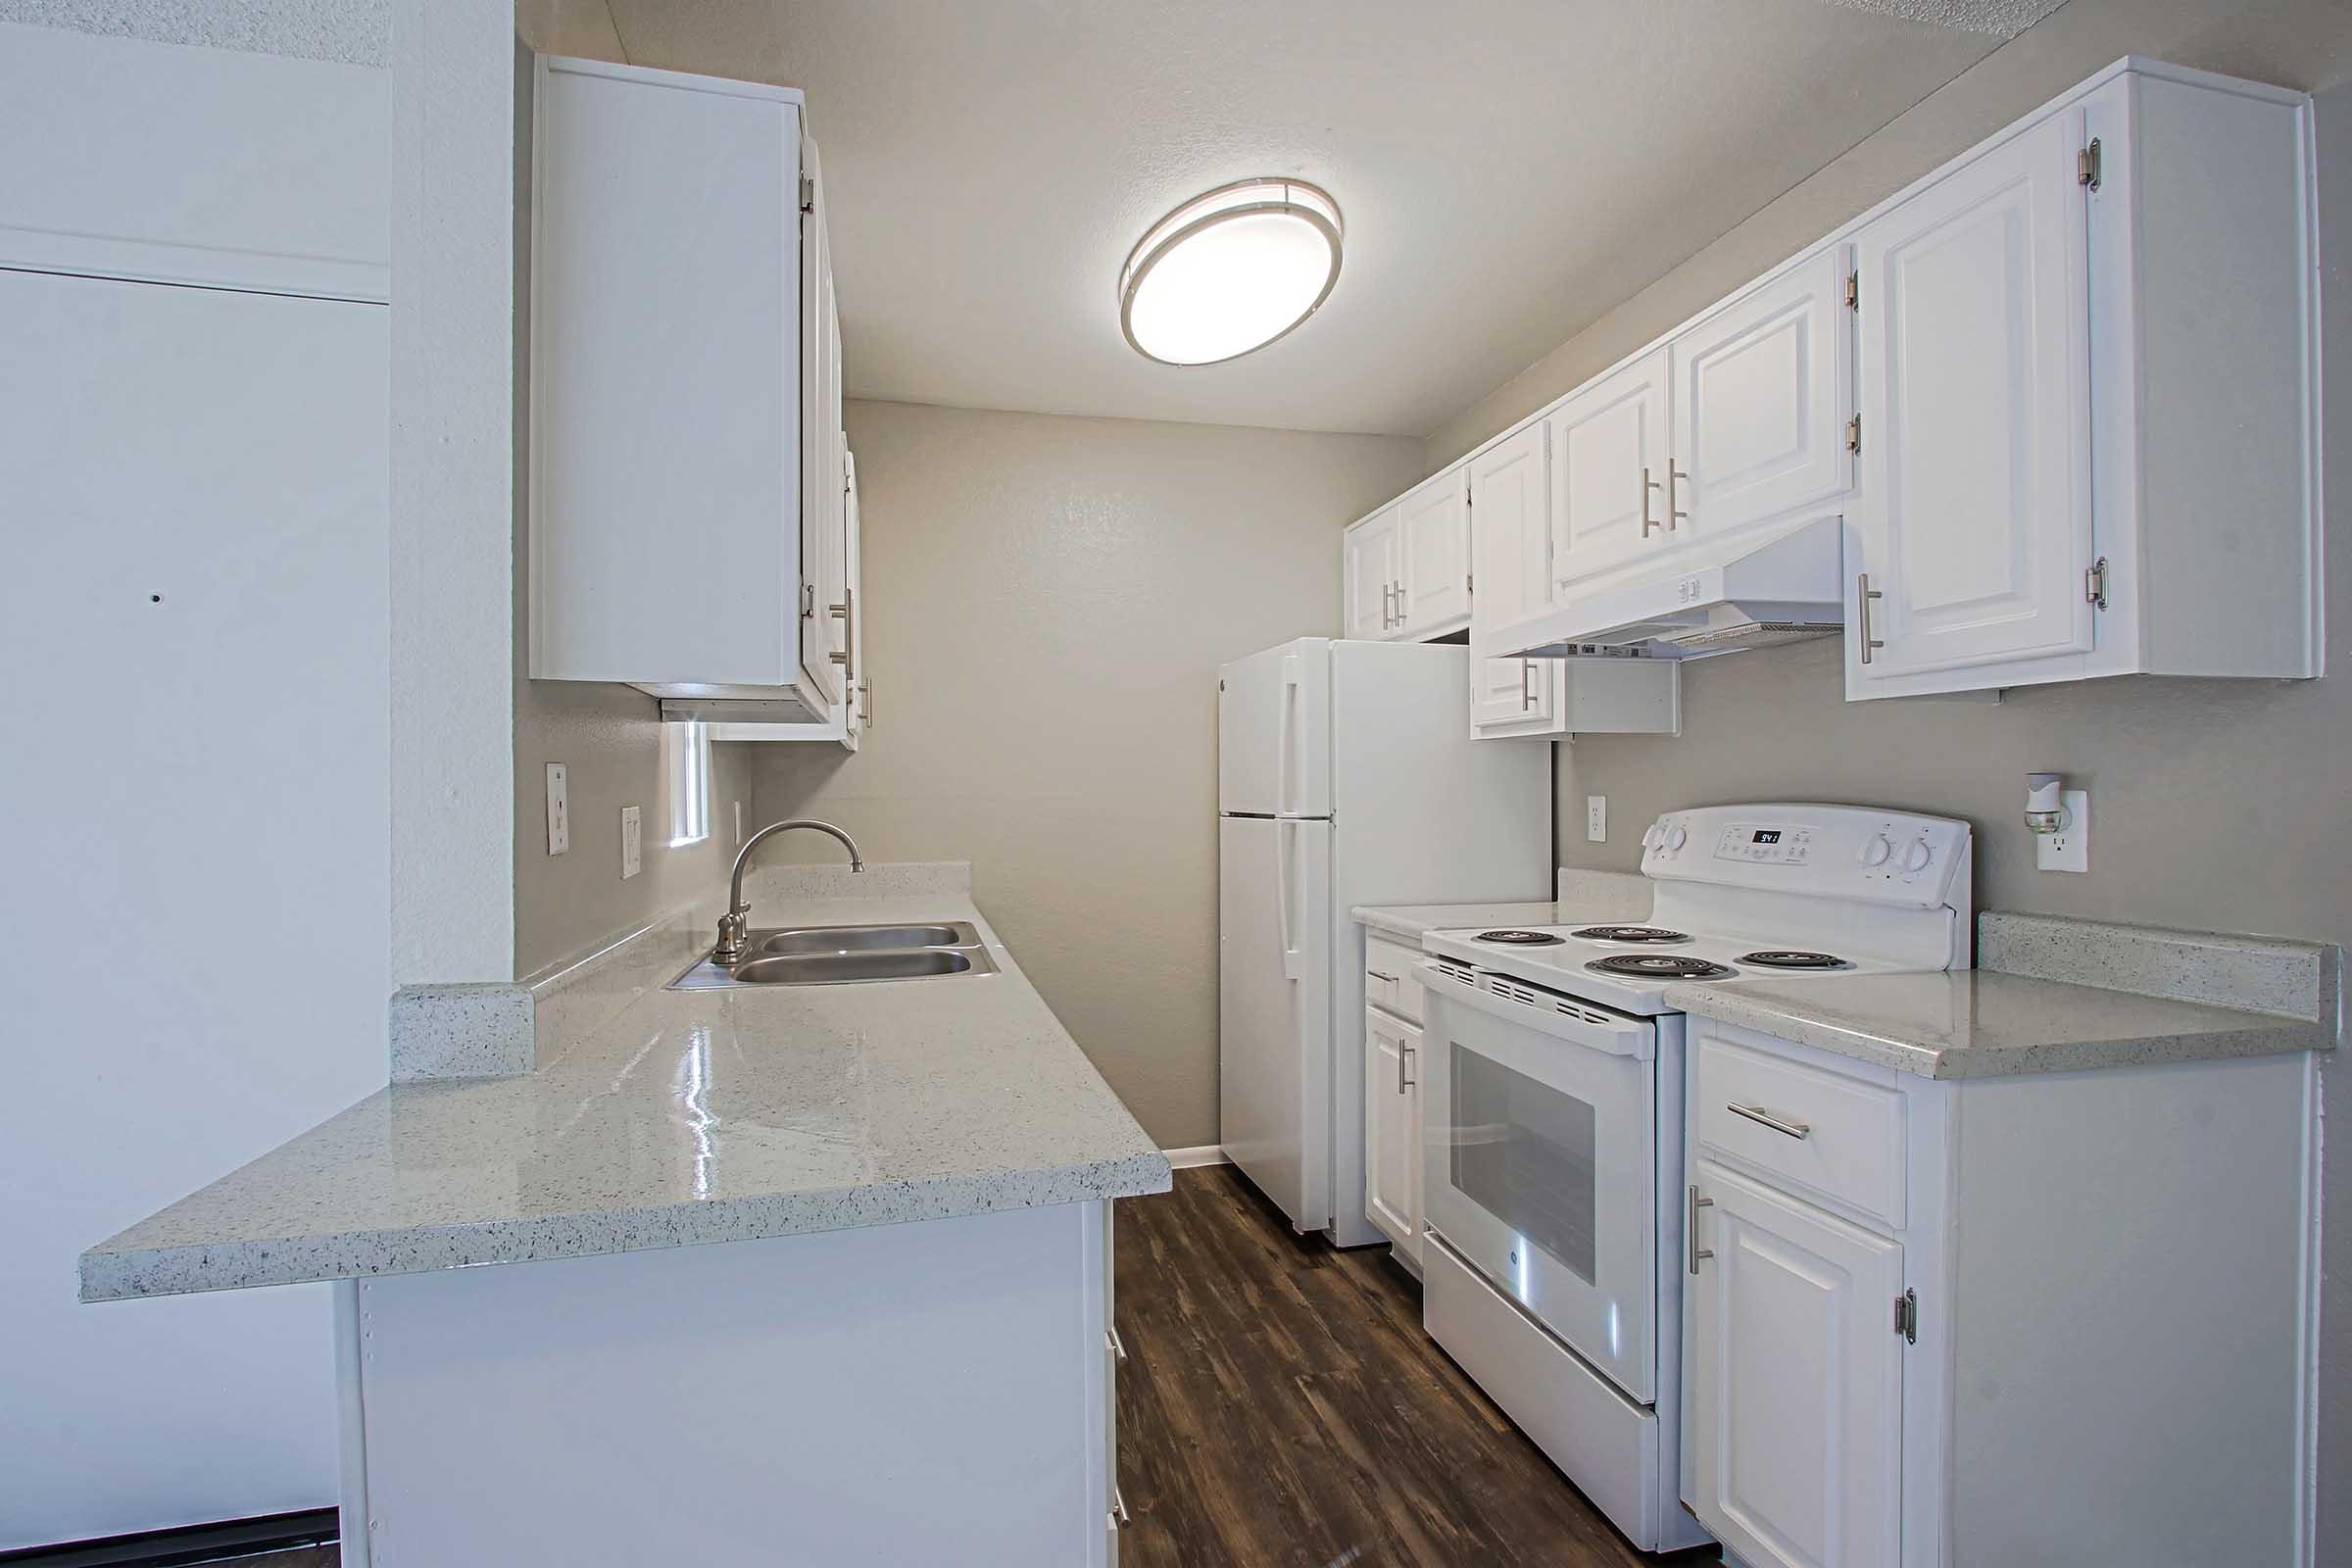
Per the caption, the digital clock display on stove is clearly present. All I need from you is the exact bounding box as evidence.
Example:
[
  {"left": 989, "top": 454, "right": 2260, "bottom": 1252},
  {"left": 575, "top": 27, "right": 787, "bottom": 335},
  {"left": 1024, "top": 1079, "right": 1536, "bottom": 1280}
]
[{"left": 1751, "top": 830, "right": 1783, "bottom": 844}]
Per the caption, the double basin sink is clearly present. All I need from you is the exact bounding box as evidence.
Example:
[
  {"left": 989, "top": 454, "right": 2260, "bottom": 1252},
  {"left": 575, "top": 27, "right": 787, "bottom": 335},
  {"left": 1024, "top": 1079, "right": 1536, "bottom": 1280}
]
[{"left": 668, "top": 921, "right": 1000, "bottom": 991}]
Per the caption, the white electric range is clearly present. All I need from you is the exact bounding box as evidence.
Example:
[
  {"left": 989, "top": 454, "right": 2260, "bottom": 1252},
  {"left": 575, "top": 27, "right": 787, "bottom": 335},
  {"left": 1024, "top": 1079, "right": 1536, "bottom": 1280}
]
[{"left": 1411, "top": 804, "right": 1972, "bottom": 1554}]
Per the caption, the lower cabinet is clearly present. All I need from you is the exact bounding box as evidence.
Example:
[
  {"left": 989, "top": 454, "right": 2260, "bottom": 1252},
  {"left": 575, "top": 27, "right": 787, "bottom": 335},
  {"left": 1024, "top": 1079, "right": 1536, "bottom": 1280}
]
[
  {"left": 1363, "top": 1003, "right": 1423, "bottom": 1266},
  {"left": 1683, "top": 1019, "right": 2318, "bottom": 1568},
  {"left": 1688, "top": 1159, "right": 1902, "bottom": 1568}
]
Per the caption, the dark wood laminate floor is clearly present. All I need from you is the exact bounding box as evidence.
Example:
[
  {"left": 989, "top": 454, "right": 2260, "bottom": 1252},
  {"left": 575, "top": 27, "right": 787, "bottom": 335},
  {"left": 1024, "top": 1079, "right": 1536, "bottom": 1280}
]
[{"left": 1116, "top": 1163, "right": 1707, "bottom": 1567}]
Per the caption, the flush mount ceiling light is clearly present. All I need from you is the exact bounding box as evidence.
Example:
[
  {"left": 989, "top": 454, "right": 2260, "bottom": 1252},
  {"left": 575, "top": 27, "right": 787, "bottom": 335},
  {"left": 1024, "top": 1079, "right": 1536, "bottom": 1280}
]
[{"left": 1118, "top": 177, "right": 1343, "bottom": 367}]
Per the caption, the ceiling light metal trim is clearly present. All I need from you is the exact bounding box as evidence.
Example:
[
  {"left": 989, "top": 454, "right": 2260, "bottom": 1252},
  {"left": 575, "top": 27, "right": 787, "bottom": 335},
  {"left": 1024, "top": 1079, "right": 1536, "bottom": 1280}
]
[{"left": 1117, "top": 176, "right": 1345, "bottom": 367}]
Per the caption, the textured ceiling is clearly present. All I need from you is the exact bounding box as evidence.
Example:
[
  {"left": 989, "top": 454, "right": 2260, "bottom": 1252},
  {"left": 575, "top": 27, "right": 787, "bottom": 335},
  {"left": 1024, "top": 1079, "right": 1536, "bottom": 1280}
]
[{"left": 603, "top": 0, "right": 2021, "bottom": 435}]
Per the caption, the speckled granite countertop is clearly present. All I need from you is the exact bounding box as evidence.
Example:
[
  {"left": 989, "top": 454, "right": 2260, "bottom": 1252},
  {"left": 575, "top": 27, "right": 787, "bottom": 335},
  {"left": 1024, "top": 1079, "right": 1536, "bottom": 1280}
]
[
  {"left": 81, "top": 890, "right": 1169, "bottom": 1301},
  {"left": 1664, "top": 969, "right": 2331, "bottom": 1080}
]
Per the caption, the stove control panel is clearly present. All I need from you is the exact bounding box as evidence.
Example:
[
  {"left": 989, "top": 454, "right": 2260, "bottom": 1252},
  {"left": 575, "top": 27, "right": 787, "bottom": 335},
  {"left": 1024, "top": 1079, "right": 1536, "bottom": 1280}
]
[{"left": 1641, "top": 804, "right": 1971, "bottom": 908}]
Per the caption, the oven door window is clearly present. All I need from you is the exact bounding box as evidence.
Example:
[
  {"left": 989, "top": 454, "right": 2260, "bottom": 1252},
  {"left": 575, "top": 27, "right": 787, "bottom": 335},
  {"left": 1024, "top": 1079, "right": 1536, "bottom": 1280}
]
[{"left": 1451, "top": 1043, "right": 1597, "bottom": 1285}]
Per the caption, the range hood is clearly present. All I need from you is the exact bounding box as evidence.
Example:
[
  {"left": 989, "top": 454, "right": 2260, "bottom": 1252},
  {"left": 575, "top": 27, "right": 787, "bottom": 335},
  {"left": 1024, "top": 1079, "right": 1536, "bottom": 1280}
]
[{"left": 1489, "top": 515, "right": 1846, "bottom": 661}]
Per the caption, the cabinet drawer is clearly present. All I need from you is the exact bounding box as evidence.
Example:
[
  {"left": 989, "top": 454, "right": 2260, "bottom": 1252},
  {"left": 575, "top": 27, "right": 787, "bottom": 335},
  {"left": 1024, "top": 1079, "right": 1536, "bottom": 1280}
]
[
  {"left": 1365, "top": 936, "right": 1422, "bottom": 1024},
  {"left": 1694, "top": 1033, "right": 1904, "bottom": 1227}
]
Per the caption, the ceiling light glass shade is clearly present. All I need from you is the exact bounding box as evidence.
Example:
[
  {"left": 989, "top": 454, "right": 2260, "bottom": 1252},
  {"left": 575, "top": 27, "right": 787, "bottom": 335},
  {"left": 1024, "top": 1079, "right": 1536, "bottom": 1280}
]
[{"left": 1119, "top": 178, "right": 1343, "bottom": 366}]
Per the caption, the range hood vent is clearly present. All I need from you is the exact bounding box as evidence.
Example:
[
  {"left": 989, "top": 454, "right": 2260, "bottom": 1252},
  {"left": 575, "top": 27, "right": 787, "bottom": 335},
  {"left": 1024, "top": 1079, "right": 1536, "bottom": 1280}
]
[{"left": 1494, "top": 516, "right": 1846, "bottom": 662}]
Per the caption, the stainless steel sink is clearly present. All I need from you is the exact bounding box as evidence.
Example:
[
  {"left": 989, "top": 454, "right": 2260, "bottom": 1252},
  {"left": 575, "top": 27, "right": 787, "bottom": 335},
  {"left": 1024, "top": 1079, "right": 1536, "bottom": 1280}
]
[
  {"left": 667, "top": 922, "right": 998, "bottom": 990},
  {"left": 759, "top": 922, "right": 971, "bottom": 956}
]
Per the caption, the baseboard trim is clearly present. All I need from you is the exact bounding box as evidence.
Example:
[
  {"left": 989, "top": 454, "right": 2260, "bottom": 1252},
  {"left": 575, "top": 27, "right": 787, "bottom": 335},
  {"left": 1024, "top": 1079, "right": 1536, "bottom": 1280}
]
[
  {"left": 1161, "top": 1145, "right": 1229, "bottom": 1169},
  {"left": 0, "top": 1509, "right": 338, "bottom": 1566}
]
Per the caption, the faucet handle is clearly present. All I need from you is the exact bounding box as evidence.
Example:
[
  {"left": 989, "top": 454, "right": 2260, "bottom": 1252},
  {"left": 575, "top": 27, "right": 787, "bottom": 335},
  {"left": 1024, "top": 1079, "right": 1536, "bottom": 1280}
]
[{"left": 713, "top": 909, "right": 750, "bottom": 965}]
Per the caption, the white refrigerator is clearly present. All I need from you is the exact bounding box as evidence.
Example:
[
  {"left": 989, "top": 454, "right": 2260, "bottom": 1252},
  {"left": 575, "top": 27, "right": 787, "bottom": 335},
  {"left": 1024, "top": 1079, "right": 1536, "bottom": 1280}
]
[{"left": 1217, "top": 638, "right": 1550, "bottom": 1246}]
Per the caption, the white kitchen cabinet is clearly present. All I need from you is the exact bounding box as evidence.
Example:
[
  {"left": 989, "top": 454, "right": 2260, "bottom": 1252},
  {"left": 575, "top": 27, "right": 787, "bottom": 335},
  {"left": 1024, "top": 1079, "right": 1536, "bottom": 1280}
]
[
  {"left": 1688, "top": 1159, "right": 1903, "bottom": 1568},
  {"left": 1343, "top": 505, "right": 1402, "bottom": 639},
  {"left": 1848, "top": 62, "right": 2320, "bottom": 698},
  {"left": 1467, "top": 419, "right": 1681, "bottom": 739},
  {"left": 1548, "top": 348, "right": 1672, "bottom": 595},
  {"left": 1683, "top": 1018, "right": 2319, "bottom": 1567},
  {"left": 1397, "top": 468, "right": 1472, "bottom": 636},
  {"left": 1669, "top": 246, "right": 1854, "bottom": 549},
  {"left": 709, "top": 445, "right": 865, "bottom": 746},
  {"left": 1362, "top": 1005, "right": 1422, "bottom": 1265},
  {"left": 528, "top": 56, "right": 851, "bottom": 725}
]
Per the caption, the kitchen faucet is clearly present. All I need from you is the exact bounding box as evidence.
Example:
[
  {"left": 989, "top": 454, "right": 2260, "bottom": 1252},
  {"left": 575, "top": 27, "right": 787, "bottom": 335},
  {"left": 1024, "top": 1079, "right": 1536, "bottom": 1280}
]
[{"left": 713, "top": 818, "right": 865, "bottom": 964}]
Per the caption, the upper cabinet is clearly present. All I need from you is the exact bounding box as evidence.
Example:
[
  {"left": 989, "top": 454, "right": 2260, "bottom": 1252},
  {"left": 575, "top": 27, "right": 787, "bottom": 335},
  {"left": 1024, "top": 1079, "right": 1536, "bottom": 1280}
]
[
  {"left": 1342, "top": 470, "right": 1470, "bottom": 642},
  {"left": 527, "top": 57, "right": 856, "bottom": 729},
  {"left": 1669, "top": 247, "right": 1854, "bottom": 549},
  {"left": 1350, "top": 59, "right": 2319, "bottom": 707},
  {"left": 1397, "top": 470, "right": 1472, "bottom": 635},
  {"left": 1343, "top": 504, "right": 1401, "bottom": 639},
  {"left": 1548, "top": 348, "right": 1673, "bottom": 594},
  {"left": 1848, "top": 66, "right": 2320, "bottom": 698}
]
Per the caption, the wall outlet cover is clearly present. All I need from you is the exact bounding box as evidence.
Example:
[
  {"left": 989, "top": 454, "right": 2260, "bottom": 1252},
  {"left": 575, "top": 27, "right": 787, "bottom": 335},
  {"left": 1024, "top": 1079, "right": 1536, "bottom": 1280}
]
[
  {"left": 1586, "top": 795, "right": 1607, "bottom": 843},
  {"left": 2036, "top": 788, "right": 2089, "bottom": 873},
  {"left": 620, "top": 805, "right": 642, "bottom": 879},
  {"left": 546, "top": 763, "right": 569, "bottom": 856}
]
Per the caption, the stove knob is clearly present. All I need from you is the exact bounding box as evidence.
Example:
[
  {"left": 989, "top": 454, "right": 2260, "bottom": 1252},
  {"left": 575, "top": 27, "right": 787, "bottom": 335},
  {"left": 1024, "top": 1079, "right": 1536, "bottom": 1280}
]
[
  {"left": 1665, "top": 825, "right": 1689, "bottom": 851},
  {"left": 1858, "top": 834, "right": 1893, "bottom": 867},
  {"left": 1903, "top": 839, "right": 1934, "bottom": 873},
  {"left": 1641, "top": 824, "right": 1661, "bottom": 851}
]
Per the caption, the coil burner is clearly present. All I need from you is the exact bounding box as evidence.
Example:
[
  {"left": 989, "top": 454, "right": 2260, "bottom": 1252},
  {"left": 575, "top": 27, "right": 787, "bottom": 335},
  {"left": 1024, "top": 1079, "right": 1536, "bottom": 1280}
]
[
  {"left": 1475, "top": 930, "right": 1566, "bottom": 946},
  {"left": 1739, "top": 950, "right": 1851, "bottom": 970},
  {"left": 1571, "top": 925, "right": 1690, "bottom": 944},
  {"left": 1585, "top": 953, "right": 1736, "bottom": 981}
]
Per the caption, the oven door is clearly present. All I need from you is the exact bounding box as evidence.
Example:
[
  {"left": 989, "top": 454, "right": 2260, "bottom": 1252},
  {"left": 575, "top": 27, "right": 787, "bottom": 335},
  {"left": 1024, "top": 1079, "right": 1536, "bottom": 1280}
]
[{"left": 1420, "top": 963, "right": 1658, "bottom": 1404}]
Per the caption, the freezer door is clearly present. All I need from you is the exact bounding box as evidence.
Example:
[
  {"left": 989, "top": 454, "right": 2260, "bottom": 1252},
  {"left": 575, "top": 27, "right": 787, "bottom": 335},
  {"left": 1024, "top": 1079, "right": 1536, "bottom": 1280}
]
[
  {"left": 1217, "top": 638, "right": 1332, "bottom": 816},
  {"left": 1218, "top": 814, "right": 1333, "bottom": 1232}
]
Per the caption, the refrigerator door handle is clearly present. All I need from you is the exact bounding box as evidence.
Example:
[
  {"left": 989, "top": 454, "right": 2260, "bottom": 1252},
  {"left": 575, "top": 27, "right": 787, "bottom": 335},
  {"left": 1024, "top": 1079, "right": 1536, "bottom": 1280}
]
[
  {"left": 1275, "top": 652, "right": 1301, "bottom": 817},
  {"left": 1276, "top": 818, "right": 1301, "bottom": 980}
]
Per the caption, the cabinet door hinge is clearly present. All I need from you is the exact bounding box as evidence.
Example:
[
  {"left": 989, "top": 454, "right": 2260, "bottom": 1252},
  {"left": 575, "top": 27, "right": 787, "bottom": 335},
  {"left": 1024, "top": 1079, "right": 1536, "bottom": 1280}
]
[
  {"left": 799, "top": 172, "right": 815, "bottom": 216},
  {"left": 2077, "top": 138, "right": 2102, "bottom": 191},
  {"left": 1465, "top": 572, "right": 1474, "bottom": 595},
  {"left": 2085, "top": 556, "right": 2109, "bottom": 610},
  {"left": 1894, "top": 1288, "right": 1918, "bottom": 1345},
  {"left": 1844, "top": 413, "right": 1862, "bottom": 455},
  {"left": 1843, "top": 270, "right": 1858, "bottom": 310}
]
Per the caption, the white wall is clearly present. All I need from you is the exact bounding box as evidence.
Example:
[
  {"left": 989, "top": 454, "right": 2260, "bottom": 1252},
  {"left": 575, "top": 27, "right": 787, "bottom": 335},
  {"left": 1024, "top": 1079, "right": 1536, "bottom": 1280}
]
[{"left": 0, "top": 24, "right": 390, "bottom": 1548}]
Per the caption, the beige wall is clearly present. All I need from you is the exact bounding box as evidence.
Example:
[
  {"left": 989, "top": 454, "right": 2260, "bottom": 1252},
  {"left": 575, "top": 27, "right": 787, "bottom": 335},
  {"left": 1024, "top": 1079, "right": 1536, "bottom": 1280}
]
[
  {"left": 748, "top": 399, "right": 1427, "bottom": 1146},
  {"left": 1418, "top": 20, "right": 2352, "bottom": 1552}
]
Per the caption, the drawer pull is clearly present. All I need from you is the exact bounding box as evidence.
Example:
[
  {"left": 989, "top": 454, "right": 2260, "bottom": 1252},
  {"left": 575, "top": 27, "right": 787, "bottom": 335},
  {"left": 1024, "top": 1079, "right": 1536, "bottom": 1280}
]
[
  {"left": 1367, "top": 970, "right": 1398, "bottom": 983},
  {"left": 1728, "top": 1102, "right": 1812, "bottom": 1140},
  {"left": 1688, "top": 1185, "right": 1713, "bottom": 1275},
  {"left": 1111, "top": 1486, "right": 1131, "bottom": 1528},
  {"left": 1105, "top": 1325, "right": 1128, "bottom": 1365}
]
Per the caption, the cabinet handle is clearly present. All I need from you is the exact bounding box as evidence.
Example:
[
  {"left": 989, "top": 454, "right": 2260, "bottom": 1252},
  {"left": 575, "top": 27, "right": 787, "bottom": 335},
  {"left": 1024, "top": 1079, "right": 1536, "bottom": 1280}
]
[
  {"left": 1857, "top": 573, "right": 1884, "bottom": 665},
  {"left": 1688, "top": 1185, "right": 1714, "bottom": 1274},
  {"left": 1367, "top": 970, "right": 1398, "bottom": 983},
  {"left": 827, "top": 587, "right": 855, "bottom": 680},
  {"left": 801, "top": 582, "right": 816, "bottom": 620},
  {"left": 1520, "top": 659, "right": 1536, "bottom": 710},
  {"left": 1111, "top": 1487, "right": 1131, "bottom": 1529},
  {"left": 1641, "top": 466, "right": 1661, "bottom": 537},
  {"left": 857, "top": 676, "right": 872, "bottom": 728},
  {"left": 1668, "top": 464, "right": 1689, "bottom": 531},
  {"left": 1401, "top": 1042, "right": 1415, "bottom": 1091},
  {"left": 1727, "top": 1102, "right": 1812, "bottom": 1140},
  {"left": 1105, "top": 1325, "right": 1128, "bottom": 1365}
]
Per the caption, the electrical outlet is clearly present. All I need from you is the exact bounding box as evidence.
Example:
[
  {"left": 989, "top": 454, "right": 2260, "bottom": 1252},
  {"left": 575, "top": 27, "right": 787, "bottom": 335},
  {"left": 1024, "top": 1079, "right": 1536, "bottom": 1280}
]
[
  {"left": 2036, "top": 788, "right": 2089, "bottom": 873},
  {"left": 545, "top": 763, "right": 569, "bottom": 856},
  {"left": 1586, "top": 795, "right": 1607, "bottom": 843},
  {"left": 620, "top": 806, "right": 642, "bottom": 879}
]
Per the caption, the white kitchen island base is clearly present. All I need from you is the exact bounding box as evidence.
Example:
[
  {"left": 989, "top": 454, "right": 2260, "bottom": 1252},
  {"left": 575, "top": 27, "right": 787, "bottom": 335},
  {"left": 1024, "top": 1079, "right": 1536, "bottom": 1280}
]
[{"left": 333, "top": 1200, "right": 1117, "bottom": 1567}]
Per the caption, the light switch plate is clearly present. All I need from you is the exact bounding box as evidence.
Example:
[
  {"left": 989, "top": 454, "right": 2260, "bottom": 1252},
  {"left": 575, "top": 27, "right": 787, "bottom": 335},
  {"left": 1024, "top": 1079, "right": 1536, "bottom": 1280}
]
[
  {"left": 1586, "top": 795, "right": 1607, "bottom": 843},
  {"left": 545, "top": 763, "right": 569, "bottom": 856},
  {"left": 2036, "top": 789, "right": 2089, "bottom": 873},
  {"left": 620, "top": 806, "right": 642, "bottom": 879}
]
